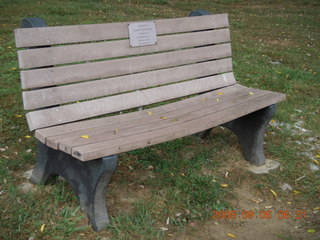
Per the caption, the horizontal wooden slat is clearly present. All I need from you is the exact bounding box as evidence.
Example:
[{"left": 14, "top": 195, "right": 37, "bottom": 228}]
[
  {"left": 15, "top": 14, "right": 228, "bottom": 48},
  {"left": 71, "top": 91, "right": 286, "bottom": 161},
  {"left": 46, "top": 86, "right": 258, "bottom": 151},
  {"left": 23, "top": 58, "right": 233, "bottom": 110},
  {"left": 18, "top": 29, "right": 230, "bottom": 69},
  {"left": 21, "top": 43, "right": 232, "bottom": 89},
  {"left": 35, "top": 84, "right": 248, "bottom": 144},
  {"left": 26, "top": 72, "right": 236, "bottom": 131}
]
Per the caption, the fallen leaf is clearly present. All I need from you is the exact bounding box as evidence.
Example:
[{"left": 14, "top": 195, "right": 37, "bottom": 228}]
[
  {"left": 217, "top": 92, "right": 223, "bottom": 95},
  {"left": 167, "top": 234, "right": 174, "bottom": 237},
  {"left": 128, "top": 166, "right": 134, "bottom": 171},
  {"left": 313, "top": 207, "right": 320, "bottom": 211},
  {"left": 113, "top": 128, "right": 119, "bottom": 134},
  {"left": 171, "top": 118, "right": 178, "bottom": 122},
  {"left": 166, "top": 217, "right": 170, "bottom": 225},
  {"left": 249, "top": 92, "right": 254, "bottom": 95},
  {"left": 294, "top": 175, "right": 305, "bottom": 182},
  {"left": 160, "top": 117, "right": 168, "bottom": 120},
  {"left": 81, "top": 135, "right": 89, "bottom": 139},
  {"left": 25, "top": 135, "right": 32, "bottom": 139},
  {"left": 211, "top": 179, "right": 217, "bottom": 183},
  {"left": 221, "top": 184, "right": 228, "bottom": 188},
  {"left": 293, "top": 190, "right": 301, "bottom": 195},
  {"left": 216, "top": 98, "right": 220, "bottom": 102},
  {"left": 276, "top": 70, "right": 282, "bottom": 74},
  {"left": 227, "top": 233, "right": 236, "bottom": 238},
  {"left": 147, "top": 111, "right": 153, "bottom": 115},
  {"left": 307, "top": 229, "right": 315, "bottom": 233},
  {"left": 159, "top": 227, "right": 168, "bottom": 231},
  {"left": 264, "top": 206, "right": 273, "bottom": 209},
  {"left": 40, "top": 224, "right": 45, "bottom": 233},
  {"left": 250, "top": 198, "right": 263, "bottom": 204},
  {"left": 201, "top": 98, "right": 208, "bottom": 101},
  {"left": 181, "top": 173, "right": 185, "bottom": 176},
  {"left": 316, "top": 155, "right": 320, "bottom": 159},
  {"left": 15, "top": 114, "right": 22, "bottom": 118},
  {"left": 0, "top": 148, "right": 6, "bottom": 152},
  {"left": 270, "top": 189, "right": 278, "bottom": 198},
  {"left": 26, "top": 149, "right": 32, "bottom": 153},
  {"left": 313, "top": 159, "right": 320, "bottom": 165}
]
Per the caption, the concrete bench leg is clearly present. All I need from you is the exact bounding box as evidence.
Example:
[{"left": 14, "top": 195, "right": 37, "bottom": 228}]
[
  {"left": 30, "top": 141, "right": 117, "bottom": 231},
  {"left": 223, "top": 105, "right": 276, "bottom": 166}
]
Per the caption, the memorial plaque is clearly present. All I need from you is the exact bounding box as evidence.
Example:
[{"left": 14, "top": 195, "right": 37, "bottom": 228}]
[{"left": 128, "top": 21, "right": 157, "bottom": 47}]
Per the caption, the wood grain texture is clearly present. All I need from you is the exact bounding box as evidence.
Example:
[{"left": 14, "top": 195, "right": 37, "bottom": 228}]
[
  {"left": 21, "top": 43, "right": 232, "bottom": 89},
  {"left": 47, "top": 86, "right": 260, "bottom": 151},
  {"left": 71, "top": 91, "right": 286, "bottom": 161},
  {"left": 26, "top": 72, "right": 236, "bottom": 130},
  {"left": 22, "top": 58, "right": 233, "bottom": 109},
  {"left": 18, "top": 29, "right": 230, "bottom": 69},
  {"left": 35, "top": 84, "right": 247, "bottom": 144},
  {"left": 15, "top": 14, "right": 228, "bottom": 48}
]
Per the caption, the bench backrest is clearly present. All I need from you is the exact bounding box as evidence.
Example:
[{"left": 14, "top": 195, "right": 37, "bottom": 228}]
[{"left": 14, "top": 14, "right": 235, "bottom": 131}]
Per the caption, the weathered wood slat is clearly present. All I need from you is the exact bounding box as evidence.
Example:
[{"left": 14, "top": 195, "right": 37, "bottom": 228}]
[
  {"left": 15, "top": 14, "right": 228, "bottom": 48},
  {"left": 35, "top": 84, "right": 247, "bottom": 144},
  {"left": 21, "top": 43, "right": 232, "bottom": 89},
  {"left": 18, "top": 29, "right": 230, "bottom": 69},
  {"left": 47, "top": 86, "right": 259, "bottom": 151},
  {"left": 71, "top": 91, "right": 286, "bottom": 161},
  {"left": 26, "top": 72, "right": 236, "bottom": 131},
  {"left": 23, "top": 58, "right": 233, "bottom": 110}
]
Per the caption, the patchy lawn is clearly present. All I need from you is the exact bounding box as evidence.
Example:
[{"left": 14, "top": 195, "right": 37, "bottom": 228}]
[{"left": 0, "top": 0, "right": 319, "bottom": 239}]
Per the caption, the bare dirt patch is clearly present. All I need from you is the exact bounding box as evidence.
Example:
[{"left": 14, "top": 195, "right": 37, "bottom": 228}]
[{"left": 174, "top": 181, "right": 319, "bottom": 240}]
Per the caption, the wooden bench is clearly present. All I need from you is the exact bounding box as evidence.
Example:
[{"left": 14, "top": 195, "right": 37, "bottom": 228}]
[{"left": 14, "top": 11, "right": 286, "bottom": 231}]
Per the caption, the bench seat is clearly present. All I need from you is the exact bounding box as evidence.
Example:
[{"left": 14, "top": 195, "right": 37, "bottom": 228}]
[{"left": 36, "top": 84, "right": 285, "bottom": 161}]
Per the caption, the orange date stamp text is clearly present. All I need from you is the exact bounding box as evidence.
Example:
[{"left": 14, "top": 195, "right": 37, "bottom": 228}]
[{"left": 212, "top": 210, "right": 307, "bottom": 220}]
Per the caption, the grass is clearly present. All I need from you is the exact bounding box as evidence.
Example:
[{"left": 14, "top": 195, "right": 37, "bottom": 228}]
[{"left": 0, "top": 0, "right": 319, "bottom": 239}]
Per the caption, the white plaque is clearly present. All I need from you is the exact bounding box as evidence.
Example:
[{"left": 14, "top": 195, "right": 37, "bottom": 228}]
[{"left": 128, "top": 21, "right": 157, "bottom": 47}]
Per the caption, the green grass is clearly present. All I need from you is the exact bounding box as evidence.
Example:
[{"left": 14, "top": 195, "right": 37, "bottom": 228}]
[{"left": 0, "top": 0, "right": 319, "bottom": 239}]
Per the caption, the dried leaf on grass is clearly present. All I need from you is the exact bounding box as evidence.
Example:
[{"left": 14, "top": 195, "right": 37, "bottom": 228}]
[
  {"left": 40, "top": 224, "right": 45, "bottom": 233},
  {"left": 159, "top": 227, "right": 168, "bottom": 231},
  {"left": 227, "top": 233, "right": 236, "bottom": 238},
  {"left": 270, "top": 189, "right": 278, "bottom": 198}
]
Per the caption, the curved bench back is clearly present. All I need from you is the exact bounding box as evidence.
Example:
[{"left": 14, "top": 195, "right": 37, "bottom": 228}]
[{"left": 14, "top": 14, "right": 235, "bottom": 131}]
